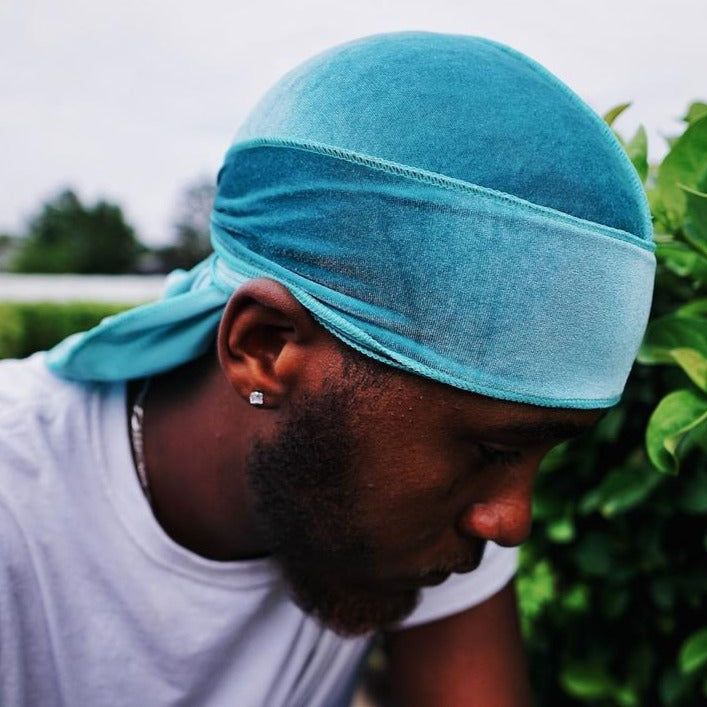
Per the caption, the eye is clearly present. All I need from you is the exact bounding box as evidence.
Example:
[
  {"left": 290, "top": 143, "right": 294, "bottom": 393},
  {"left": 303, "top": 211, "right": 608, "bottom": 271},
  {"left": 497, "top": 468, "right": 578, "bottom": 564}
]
[{"left": 477, "top": 444, "right": 522, "bottom": 467}]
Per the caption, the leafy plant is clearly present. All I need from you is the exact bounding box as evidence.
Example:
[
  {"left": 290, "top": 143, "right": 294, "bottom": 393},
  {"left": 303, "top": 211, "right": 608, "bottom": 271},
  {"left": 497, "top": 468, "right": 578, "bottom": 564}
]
[
  {"left": 638, "top": 108, "right": 707, "bottom": 476},
  {"left": 520, "top": 101, "right": 707, "bottom": 706}
]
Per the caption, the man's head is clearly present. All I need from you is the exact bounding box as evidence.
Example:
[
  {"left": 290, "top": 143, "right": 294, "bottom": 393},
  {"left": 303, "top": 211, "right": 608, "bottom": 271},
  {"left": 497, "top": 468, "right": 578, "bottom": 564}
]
[
  {"left": 44, "top": 32, "right": 655, "bottom": 634},
  {"left": 47, "top": 32, "right": 655, "bottom": 400},
  {"left": 216, "top": 278, "right": 602, "bottom": 635}
]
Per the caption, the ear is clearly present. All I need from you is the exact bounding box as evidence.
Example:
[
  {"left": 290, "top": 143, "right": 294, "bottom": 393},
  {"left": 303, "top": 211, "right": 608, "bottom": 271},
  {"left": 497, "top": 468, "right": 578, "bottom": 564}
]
[{"left": 217, "top": 278, "right": 321, "bottom": 407}]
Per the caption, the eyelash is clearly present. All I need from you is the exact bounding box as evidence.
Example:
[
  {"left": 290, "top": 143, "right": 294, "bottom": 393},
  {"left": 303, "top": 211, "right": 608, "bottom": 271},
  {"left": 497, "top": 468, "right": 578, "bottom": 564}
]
[{"left": 477, "top": 444, "right": 522, "bottom": 467}]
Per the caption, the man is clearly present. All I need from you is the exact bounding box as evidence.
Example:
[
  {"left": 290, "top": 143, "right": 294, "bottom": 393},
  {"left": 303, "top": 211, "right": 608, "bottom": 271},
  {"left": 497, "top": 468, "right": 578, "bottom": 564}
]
[{"left": 0, "top": 32, "right": 655, "bottom": 706}]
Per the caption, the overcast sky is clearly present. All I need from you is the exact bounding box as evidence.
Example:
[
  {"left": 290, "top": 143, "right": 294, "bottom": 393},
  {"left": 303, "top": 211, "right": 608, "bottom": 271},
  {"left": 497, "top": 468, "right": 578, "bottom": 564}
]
[{"left": 2, "top": 0, "right": 705, "bottom": 245}]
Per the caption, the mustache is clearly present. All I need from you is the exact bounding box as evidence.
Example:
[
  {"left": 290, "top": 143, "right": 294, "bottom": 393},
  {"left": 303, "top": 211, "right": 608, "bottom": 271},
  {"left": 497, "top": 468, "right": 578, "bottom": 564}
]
[{"left": 417, "top": 542, "right": 487, "bottom": 578}]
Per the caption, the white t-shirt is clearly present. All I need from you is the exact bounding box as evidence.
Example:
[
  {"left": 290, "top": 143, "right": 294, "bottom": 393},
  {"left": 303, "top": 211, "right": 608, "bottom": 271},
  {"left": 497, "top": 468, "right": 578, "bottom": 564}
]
[{"left": 0, "top": 354, "right": 517, "bottom": 707}]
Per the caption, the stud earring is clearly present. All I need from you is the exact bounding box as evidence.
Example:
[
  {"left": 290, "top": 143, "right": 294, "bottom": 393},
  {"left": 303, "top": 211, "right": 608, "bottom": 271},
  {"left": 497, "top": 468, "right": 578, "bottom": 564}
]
[{"left": 249, "top": 391, "right": 264, "bottom": 406}]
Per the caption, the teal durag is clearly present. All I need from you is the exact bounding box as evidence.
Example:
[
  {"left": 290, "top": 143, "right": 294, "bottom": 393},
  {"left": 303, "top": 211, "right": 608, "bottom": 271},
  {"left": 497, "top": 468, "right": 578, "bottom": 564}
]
[{"left": 47, "top": 32, "right": 656, "bottom": 409}]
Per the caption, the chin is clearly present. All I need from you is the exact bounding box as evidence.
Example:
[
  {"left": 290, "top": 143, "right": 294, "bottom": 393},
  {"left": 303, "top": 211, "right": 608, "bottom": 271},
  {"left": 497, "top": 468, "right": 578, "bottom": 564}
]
[{"left": 285, "top": 571, "right": 422, "bottom": 637}]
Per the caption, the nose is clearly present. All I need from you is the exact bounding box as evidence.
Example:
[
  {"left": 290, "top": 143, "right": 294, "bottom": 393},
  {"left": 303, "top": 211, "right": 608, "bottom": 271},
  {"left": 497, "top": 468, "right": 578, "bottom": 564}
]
[{"left": 457, "top": 492, "right": 533, "bottom": 547}]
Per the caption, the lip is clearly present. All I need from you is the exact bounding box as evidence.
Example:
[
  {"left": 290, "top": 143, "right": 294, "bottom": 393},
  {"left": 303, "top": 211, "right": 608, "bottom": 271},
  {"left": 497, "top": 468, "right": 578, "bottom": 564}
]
[
  {"left": 378, "top": 571, "right": 451, "bottom": 590},
  {"left": 453, "top": 543, "right": 487, "bottom": 575},
  {"left": 416, "top": 560, "right": 481, "bottom": 586},
  {"left": 417, "top": 572, "right": 451, "bottom": 586},
  {"left": 379, "top": 544, "right": 486, "bottom": 590},
  {"left": 451, "top": 558, "right": 482, "bottom": 575}
]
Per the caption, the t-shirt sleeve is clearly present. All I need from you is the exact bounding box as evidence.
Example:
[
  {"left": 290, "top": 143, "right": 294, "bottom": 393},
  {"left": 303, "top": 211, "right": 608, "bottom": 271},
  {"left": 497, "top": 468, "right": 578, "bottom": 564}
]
[{"left": 391, "top": 542, "right": 518, "bottom": 630}]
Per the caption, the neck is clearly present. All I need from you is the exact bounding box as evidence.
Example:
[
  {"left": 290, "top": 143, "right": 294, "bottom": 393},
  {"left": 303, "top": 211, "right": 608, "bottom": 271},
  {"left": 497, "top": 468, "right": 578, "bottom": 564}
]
[{"left": 130, "top": 353, "right": 272, "bottom": 561}]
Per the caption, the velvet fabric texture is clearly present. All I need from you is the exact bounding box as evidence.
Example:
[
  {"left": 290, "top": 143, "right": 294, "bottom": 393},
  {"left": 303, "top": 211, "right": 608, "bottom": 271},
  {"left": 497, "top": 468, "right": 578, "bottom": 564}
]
[{"left": 47, "top": 32, "right": 656, "bottom": 408}]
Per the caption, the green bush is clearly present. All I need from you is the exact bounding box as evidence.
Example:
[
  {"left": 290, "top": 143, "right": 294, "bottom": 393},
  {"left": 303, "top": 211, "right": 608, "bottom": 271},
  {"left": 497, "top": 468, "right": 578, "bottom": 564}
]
[
  {"left": 0, "top": 301, "right": 129, "bottom": 359},
  {"left": 520, "top": 103, "right": 707, "bottom": 706}
]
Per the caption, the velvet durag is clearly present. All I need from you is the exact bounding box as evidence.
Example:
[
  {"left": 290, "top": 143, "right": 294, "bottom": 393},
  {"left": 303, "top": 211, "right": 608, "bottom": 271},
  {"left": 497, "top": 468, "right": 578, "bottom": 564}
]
[{"left": 47, "top": 32, "right": 655, "bottom": 408}]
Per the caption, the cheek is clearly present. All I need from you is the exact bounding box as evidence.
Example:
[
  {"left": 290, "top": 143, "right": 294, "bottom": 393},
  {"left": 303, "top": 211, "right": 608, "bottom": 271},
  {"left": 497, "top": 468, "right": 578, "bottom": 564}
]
[
  {"left": 355, "top": 473, "right": 460, "bottom": 560},
  {"left": 350, "top": 420, "right": 480, "bottom": 557}
]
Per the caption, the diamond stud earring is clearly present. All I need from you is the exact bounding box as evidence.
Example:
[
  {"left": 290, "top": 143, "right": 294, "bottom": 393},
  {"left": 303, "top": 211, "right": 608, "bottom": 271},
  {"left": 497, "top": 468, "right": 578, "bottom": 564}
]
[{"left": 249, "top": 391, "right": 264, "bottom": 406}]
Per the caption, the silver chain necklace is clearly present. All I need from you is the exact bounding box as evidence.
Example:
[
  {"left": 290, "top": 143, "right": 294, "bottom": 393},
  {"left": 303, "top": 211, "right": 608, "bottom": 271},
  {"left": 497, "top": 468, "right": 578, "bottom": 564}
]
[{"left": 129, "top": 378, "right": 153, "bottom": 504}]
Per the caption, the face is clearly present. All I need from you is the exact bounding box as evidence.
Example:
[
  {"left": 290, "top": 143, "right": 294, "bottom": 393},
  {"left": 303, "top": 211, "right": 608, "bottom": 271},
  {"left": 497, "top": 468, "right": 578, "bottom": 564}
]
[{"left": 246, "top": 356, "right": 602, "bottom": 636}]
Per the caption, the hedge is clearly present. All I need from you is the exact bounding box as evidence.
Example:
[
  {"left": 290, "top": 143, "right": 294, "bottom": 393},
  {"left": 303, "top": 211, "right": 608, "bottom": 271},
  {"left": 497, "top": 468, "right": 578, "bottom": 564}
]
[
  {"left": 520, "top": 103, "right": 707, "bottom": 706},
  {"left": 0, "top": 301, "right": 129, "bottom": 360}
]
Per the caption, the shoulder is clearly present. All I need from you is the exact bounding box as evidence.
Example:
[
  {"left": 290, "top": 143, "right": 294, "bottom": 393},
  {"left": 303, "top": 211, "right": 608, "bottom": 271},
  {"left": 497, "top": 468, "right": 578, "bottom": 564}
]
[
  {"left": 0, "top": 353, "right": 102, "bottom": 519},
  {"left": 0, "top": 353, "right": 79, "bottom": 460},
  {"left": 0, "top": 352, "right": 80, "bottom": 415}
]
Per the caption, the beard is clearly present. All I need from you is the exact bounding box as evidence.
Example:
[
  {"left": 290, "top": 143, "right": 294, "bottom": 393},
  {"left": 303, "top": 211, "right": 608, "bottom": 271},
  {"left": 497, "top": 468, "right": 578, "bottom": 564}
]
[{"left": 246, "top": 379, "right": 421, "bottom": 636}]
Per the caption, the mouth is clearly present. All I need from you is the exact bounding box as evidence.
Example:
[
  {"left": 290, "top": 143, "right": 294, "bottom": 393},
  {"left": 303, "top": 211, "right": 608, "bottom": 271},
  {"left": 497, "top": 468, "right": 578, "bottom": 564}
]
[
  {"left": 400, "top": 556, "right": 484, "bottom": 589},
  {"left": 412, "top": 571, "right": 450, "bottom": 587},
  {"left": 416, "top": 544, "right": 486, "bottom": 583},
  {"left": 451, "top": 558, "right": 483, "bottom": 575},
  {"left": 353, "top": 543, "right": 487, "bottom": 593}
]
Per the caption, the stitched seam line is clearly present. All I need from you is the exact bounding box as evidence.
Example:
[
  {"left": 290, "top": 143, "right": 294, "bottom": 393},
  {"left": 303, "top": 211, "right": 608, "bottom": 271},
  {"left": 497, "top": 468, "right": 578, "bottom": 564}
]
[{"left": 225, "top": 138, "right": 655, "bottom": 253}]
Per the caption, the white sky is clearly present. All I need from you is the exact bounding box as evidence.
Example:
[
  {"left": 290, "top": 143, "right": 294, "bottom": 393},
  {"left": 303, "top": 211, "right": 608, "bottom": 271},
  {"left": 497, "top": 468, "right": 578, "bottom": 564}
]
[{"left": 1, "top": 0, "right": 705, "bottom": 245}]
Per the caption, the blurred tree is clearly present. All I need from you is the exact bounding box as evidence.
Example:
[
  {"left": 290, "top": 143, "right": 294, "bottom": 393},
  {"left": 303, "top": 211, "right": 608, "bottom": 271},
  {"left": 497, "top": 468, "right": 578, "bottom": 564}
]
[
  {"left": 11, "top": 189, "right": 142, "bottom": 274},
  {"left": 0, "top": 234, "right": 19, "bottom": 271},
  {"left": 158, "top": 177, "right": 215, "bottom": 271}
]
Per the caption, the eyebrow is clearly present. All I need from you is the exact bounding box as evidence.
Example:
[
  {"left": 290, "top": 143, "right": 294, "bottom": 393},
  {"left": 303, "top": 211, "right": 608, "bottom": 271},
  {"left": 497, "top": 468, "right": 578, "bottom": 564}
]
[{"left": 480, "top": 419, "right": 596, "bottom": 443}]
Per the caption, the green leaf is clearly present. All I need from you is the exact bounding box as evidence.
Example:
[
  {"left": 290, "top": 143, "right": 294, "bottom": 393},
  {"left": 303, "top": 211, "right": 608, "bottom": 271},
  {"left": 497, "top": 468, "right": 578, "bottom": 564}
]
[
  {"left": 613, "top": 683, "right": 639, "bottom": 706},
  {"left": 602, "top": 586, "right": 629, "bottom": 619},
  {"left": 537, "top": 442, "right": 570, "bottom": 474},
  {"left": 639, "top": 315, "right": 707, "bottom": 364},
  {"left": 660, "top": 667, "right": 693, "bottom": 705},
  {"left": 531, "top": 491, "right": 564, "bottom": 520},
  {"left": 646, "top": 389, "right": 707, "bottom": 474},
  {"left": 670, "top": 348, "right": 707, "bottom": 391},
  {"left": 545, "top": 514, "right": 575, "bottom": 543},
  {"left": 655, "top": 241, "right": 707, "bottom": 281},
  {"left": 627, "top": 642, "right": 655, "bottom": 692},
  {"left": 516, "top": 559, "right": 556, "bottom": 620},
  {"left": 578, "top": 485, "right": 602, "bottom": 515},
  {"left": 677, "top": 469, "right": 707, "bottom": 514},
  {"left": 591, "top": 464, "right": 663, "bottom": 517},
  {"left": 593, "top": 406, "right": 626, "bottom": 443},
  {"left": 573, "top": 532, "right": 611, "bottom": 575},
  {"left": 561, "top": 583, "right": 590, "bottom": 612},
  {"left": 676, "top": 298, "right": 707, "bottom": 317},
  {"left": 684, "top": 101, "right": 707, "bottom": 125},
  {"left": 647, "top": 186, "right": 672, "bottom": 233},
  {"left": 679, "top": 627, "right": 707, "bottom": 674},
  {"left": 604, "top": 102, "right": 632, "bottom": 127},
  {"left": 692, "top": 420, "right": 707, "bottom": 455},
  {"left": 626, "top": 125, "right": 649, "bottom": 183},
  {"left": 656, "top": 115, "right": 707, "bottom": 225},
  {"left": 682, "top": 184, "right": 707, "bottom": 255},
  {"left": 560, "top": 662, "right": 615, "bottom": 700},
  {"left": 651, "top": 577, "right": 675, "bottom": 610}
]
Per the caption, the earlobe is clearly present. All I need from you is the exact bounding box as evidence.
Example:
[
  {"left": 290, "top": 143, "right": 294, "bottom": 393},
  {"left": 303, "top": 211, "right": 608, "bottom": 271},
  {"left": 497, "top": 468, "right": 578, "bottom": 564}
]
[{"left": 216, "top": 279, "right": 317, "bottom": 407}]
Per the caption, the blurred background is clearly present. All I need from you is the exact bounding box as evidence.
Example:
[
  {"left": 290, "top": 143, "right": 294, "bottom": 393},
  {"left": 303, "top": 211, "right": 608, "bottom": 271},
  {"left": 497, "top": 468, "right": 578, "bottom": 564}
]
[
  {"left": 1, "top": 0, "right": 705, "bottom": 263},
  {"left": 2, "top": 2, "right": 706, "bottom": 705}
]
